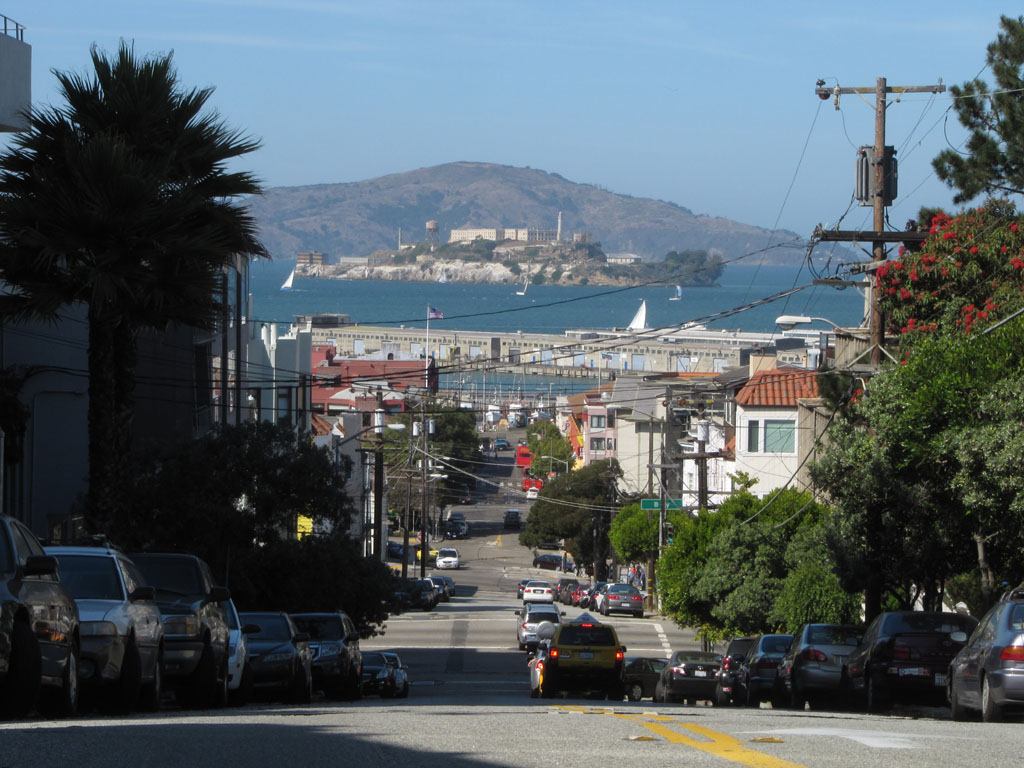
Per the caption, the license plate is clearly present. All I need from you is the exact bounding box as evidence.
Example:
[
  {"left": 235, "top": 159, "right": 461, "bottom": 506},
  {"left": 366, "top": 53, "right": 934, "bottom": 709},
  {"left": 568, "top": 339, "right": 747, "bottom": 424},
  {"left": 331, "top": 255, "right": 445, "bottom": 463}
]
[
  {"left": 694, "top": 670, "right": 706, "bottom": 677},
  {"left": 561, "top": 651, "right": 571, "bottom": 659},
  {"left": 898, "top": 667, "right": 928, "bottom": 677},
  {"left": 580, "top": 652, "right": 594, "bottom": 660},
  {"left": 934, "top": 673, "right": 947, "bottom": 686}
]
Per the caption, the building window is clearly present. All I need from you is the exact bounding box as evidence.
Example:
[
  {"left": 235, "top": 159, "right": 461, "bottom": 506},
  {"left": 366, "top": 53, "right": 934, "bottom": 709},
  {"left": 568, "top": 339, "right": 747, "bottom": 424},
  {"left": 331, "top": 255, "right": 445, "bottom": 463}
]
[
  {"left": 746, "top": 420, "right": 760, "bottom": 453},
  {"left": 590, "top": 415, "right": 606, "bottom": 429},
  {"left": 590, "top": 438, "right": 605, "bottom": 451},
  {"left": 764, "top": 419, "right": 795, "bottom": 453}
]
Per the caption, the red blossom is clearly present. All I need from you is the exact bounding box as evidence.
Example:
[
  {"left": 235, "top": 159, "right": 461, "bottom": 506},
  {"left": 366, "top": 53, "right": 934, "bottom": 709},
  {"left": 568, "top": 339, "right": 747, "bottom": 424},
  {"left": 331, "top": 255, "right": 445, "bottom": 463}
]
[
  {"left": 970, "top": 246, "right": 979, "bottom": 254},
  {"left": 943, "top": 231, "right": 956, "bottom": 240},
  {"left": 1012, "top": 224, "right": 1020, "bottom": 232}
]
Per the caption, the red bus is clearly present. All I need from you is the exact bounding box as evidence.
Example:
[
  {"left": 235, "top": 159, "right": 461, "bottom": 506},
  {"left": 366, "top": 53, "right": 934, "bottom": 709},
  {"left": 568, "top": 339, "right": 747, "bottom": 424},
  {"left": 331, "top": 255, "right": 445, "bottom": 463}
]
[{"left": 515, "top": 445, "right": 533, "bottom": 468}]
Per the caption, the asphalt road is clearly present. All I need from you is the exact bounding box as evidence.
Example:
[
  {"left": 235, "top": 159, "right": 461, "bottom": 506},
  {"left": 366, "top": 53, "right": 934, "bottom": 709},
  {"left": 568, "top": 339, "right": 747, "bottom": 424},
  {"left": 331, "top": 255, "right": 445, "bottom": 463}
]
[{"left": 3, "top": 446, "right": 1022, "bottom": 768}]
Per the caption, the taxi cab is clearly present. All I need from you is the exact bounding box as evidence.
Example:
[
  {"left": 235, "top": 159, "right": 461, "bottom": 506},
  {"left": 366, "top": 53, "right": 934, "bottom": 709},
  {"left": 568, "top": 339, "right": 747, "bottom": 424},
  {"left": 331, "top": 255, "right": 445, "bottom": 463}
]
[{"left": 532, "top": 613, "right": 625, "bottom": 699}]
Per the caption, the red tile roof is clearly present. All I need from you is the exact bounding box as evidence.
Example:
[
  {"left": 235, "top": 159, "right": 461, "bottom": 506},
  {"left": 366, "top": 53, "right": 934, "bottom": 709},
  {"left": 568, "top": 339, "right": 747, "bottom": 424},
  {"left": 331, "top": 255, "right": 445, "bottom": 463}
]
[{"left": 735, "top": 368, "right": 818, "bottom": 407}]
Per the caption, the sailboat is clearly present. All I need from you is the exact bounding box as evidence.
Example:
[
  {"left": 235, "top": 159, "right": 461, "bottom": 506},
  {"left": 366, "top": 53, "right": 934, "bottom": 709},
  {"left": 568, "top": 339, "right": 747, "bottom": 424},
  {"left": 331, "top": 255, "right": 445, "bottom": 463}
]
[
  {"left": 438, "top": 269, "right": 448, "bottom": 284},
  {"left": 281, "top": 266, "right": 295, "bottom": 291},
  {"left": 669, "top": 285, "right": 682, "bottom": 301},
  {"left": 515, "top": 275, "right": 529, "bottom": 296},
  {"left": 627, "top": 300, "right": 647, "bottom": 331}
]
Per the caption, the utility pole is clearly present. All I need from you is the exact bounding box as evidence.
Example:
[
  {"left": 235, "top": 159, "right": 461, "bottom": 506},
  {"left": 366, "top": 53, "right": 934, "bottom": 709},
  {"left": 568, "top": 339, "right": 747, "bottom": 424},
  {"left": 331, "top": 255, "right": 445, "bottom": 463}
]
[
  {"left": 813, "top": 78, "right": 945, "bottom": 366},
  {"left": 373, "top": 389, "right": 386, "bottom": 562}
]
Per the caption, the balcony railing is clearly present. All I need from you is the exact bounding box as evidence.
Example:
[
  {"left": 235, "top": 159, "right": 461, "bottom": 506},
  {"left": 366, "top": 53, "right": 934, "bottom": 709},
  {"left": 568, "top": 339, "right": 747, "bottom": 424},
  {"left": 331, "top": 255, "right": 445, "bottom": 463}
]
[{"left": 1, "top": 14, "right": 25, "bottom": 40}]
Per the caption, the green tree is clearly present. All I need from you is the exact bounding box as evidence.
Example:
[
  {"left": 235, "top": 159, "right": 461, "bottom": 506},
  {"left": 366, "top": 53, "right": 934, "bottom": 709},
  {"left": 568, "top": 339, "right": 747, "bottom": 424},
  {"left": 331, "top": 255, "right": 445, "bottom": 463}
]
[
  {"left": 520, "top": 459, "right": 620, "bottom": 577},
  {"left": 934, "top": 16, "right": 1024, "bottom": 202},
  {"left": 608, "top": 503, "right": 658, "bottom": 564},
  {"left": 526, "top": 420, "right": 573, "bottom": 476},
  {"left": 0, "top": 43, "right": 265, "bottom": 527}
]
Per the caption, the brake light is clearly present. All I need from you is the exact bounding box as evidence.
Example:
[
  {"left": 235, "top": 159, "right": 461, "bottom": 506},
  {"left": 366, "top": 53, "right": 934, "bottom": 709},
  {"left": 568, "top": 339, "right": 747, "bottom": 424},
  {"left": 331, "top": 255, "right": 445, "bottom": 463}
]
[
  {"left": 580, "top": 623, "right": 593, "bottom": 628},
  {"left": 801, "top": 648, "right": 828, "bottom": 663},
  {"left": 631, "top": 596, "right": 641, "bottom": 601},
  {"left": 522, "top": 623, "right": 528, "bottom": 630},
  {"left": 615, "top": 650, "right": 624, "bottom": 660},
  {"left": 549, "top": 648, "right": 559, "bottom": 658},
  {"left": 1000, "top": 646, "right": 1024, "bottom": 661},
  {"left": 722, "top": 657, "right": 732, "bottom": 671}
]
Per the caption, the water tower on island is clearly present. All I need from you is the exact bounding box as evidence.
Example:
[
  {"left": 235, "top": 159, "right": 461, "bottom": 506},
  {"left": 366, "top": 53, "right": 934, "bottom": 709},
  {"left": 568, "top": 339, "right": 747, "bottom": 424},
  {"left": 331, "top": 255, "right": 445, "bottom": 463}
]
[{"left": 425, "top": 220, "right": 440, "bottom": 250}]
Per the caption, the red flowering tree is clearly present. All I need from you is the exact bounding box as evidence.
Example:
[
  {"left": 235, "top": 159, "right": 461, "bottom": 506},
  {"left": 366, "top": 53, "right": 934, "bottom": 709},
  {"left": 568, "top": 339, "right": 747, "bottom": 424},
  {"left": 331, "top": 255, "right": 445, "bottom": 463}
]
[{"left": 876, "top": 199, "right": 1024, "bottom": 347}]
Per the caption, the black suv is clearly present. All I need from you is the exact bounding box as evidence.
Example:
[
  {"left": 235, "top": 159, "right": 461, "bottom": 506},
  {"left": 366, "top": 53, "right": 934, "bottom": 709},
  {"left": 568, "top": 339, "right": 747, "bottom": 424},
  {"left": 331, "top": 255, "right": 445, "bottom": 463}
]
[
  {"left": 714, "top": 636, "right": 756, "bottom": 705},
  {"left": 292, "top": 611, "right": 363, "bottom": 700},
  {"left": 131, "top": 553, "right": 230, "bottom": 708},
  {"left": 503, "top": 510, "right": 521, "bottom": 530},
  {"left": 0, "top": 514, "right": 80, "bottom": 718}
]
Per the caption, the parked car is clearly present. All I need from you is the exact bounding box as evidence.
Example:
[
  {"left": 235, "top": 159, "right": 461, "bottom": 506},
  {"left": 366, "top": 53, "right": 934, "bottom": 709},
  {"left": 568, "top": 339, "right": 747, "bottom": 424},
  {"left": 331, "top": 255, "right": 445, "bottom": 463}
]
[
  {"left": 656, "top": 650, "right": 723, "bottom": 704},
  {"left": 949, "top": 590, "right": 1024, "bottom": 722},
  {"left": 522, "top": 581, "right": 554, "bottom": 603},
  {"left": 131, "top": 552, "right": 231, "bottom": 708},
  {"left": 435, "top": 548, "right": 461, "bottom": 570},
  {"left": 555, "top": 578, "right": 579, "bottom": 604},
  {"left": 386, "top": 541, "right": 406, "bottom": 560},
  {"left": 503, "top": 510, "right": 521, "bottom": 530},
  {"left": 46, "top": 544, "right": 164, "bottom": 712},
  {"left": 516, "top": 603, "right": 564, "bottom": 651},
  {"left": 569, "top": 583, "right": 591, "bottom": 607},
  {"left": 714, "top": 636, "right": 756, "bottom": 706},
  {"left": 533, "top": 553, "right": 572, "bottom": 572},
  {"left": 527, "top": 641, "right": 549, "bottom": 698},
  {"left": 0, "top": 514, "right": 80, "bottom": 718},
  {"left": 223, "top": 599, "right": 254, "bottom": 706},
  {"left": 623, "top": 657, "right": 669, "bottom": 701},
  {"left": 515, "top": 578, "right": 533, "bottom": 599},
  {"left": 429, "top": 576, "right": 454, "bottom": 602},
  {"left": 361, "top": 650, "right": 409, "bottom": 697},
  {"left": 843, "top": 610, "right": 977, "bottom": 711},
  {"left": 494, "top": 437, "right": 510, "bottom": 450},
  {"left": 592, "top": 583, "right": 611, "bottom": 613},
  {"left": 291, "top": 611, "right": 363, "bottom": 700},
  {"left": 239, "top": 612, "right": 312, "bottom": 703},
  {"left": 579, "top": 583, "right": 607, "bottom": 610},
  {"left": 735, "top": 634, "right": 793, "bottom": 706},
  {"left": 774, "top": 623, "right": 861, "bottom": 709},
  {"left": 600, "top": 583, "right": 645, "bottom": 618}
]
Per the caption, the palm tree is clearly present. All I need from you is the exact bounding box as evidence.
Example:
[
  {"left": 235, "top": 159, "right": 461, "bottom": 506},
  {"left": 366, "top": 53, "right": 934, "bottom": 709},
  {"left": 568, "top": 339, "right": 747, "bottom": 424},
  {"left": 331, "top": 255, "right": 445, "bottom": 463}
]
[{"left": 0, "top": 43, "right": 267, "bottom": 528}]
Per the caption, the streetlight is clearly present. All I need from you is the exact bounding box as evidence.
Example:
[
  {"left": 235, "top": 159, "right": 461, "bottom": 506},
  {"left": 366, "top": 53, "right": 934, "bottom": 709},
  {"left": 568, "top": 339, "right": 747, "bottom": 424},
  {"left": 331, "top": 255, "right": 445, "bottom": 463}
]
[
  {"left": 340, "top": 420, "right": 406, "bottom": 561},
  {"left": 774, "top": 315, "right": 867, "bottom": 338},
  {"left": 541, "top": 455, "right": 569, "bottom": 475}
]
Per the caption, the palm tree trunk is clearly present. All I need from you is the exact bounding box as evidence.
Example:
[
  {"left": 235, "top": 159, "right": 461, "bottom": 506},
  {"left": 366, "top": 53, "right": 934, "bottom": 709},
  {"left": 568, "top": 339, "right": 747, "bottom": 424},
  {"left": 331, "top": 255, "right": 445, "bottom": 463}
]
[{"left": 86, "top": 308, "right": 124, "bottom": 532}]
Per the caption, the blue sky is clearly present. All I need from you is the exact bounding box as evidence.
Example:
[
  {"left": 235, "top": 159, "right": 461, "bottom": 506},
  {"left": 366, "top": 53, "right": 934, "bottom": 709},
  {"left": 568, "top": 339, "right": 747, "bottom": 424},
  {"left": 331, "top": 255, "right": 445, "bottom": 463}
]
[{"left": 2, "top": 1, "right": 1014, "bottom": 237}]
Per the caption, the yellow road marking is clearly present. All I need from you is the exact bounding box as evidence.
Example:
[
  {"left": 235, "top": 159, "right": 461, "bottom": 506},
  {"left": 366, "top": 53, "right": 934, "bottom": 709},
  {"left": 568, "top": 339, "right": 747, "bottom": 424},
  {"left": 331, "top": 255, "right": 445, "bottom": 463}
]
[
  {"left": 496, "top": 535, "right": 502, "bottom": 547},
  {"left": 554, "top": 706, "right": 807, "bottom": 768}
]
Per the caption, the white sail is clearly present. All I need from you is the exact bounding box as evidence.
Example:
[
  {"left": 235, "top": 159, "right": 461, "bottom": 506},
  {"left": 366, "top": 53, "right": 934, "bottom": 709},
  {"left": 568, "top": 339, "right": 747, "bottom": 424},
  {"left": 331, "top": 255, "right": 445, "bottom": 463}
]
[
  {"left": 627, "top": 299, "right": 647, "bottom": 331},
  {"left": 281, "top": 267, "right": 295, "bottom": 291},
  {"left": 669, "top": 284, "right": 682, "bottom": 301},
  {"left": 515, "top": 275, "right": 529, "bottom": 296}
]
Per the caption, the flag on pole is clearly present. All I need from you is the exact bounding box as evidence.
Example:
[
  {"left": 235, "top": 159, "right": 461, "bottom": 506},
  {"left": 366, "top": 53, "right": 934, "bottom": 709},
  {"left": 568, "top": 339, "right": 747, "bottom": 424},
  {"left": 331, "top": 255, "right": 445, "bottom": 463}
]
[
  {"left": 427, "top": 306, "right": 444, "bottom": 320},
  {"left": 600, "top": 351, "right": 614, "bottom": 360}
]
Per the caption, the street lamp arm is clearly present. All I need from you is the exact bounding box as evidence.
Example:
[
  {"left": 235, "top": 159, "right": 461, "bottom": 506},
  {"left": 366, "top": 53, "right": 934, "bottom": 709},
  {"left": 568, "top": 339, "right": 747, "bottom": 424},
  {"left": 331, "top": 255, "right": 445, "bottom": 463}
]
[{"left": 775, "top": 314, "right": 869, "bottom": 340}]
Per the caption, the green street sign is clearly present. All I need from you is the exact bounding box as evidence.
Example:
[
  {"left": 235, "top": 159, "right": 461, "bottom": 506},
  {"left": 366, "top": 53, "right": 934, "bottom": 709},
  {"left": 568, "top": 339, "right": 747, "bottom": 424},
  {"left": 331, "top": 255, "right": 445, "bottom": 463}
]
[{"left": 641, "top": 498, "right": 683, "bottom": 511}]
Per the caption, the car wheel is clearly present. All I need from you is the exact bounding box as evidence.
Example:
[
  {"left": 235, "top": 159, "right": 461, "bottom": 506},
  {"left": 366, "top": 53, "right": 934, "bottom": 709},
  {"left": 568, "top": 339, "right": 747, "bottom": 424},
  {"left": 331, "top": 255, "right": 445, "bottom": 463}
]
[
  {"left": 229, "top": 661, "right": 254, "bottom": 707},
  {"left": 139, "top": 646, "right": 163, "bottom": 713},
  {"left": 397, "top": 681, "right": 409, "bottom": 699},
  {"left": 530, "top": 684, "right": 539, "bottom": 699},
  {"left": 865, "top": 670, "right": 890, "bottom": 713},
  {"left": 789, "top": 678, "right": 805, "bottom": 710},
  {"left": 214, "top": 656, "right": 230, "bottom": 708},
  {"left": 627, "top": 682, "right": 644, "bottom": 702},
  {"left": 116, "top": 638, "right": 144, "bottom": 712},
  {"left": 518, "top": 641, "right": 526, "bottom": 651},
  {"left": 685, "top": 698, "right": 697, "bottom": 706},
  {"left": 714, "top": 683, "right": 731, "bottom": 707},
  {"left": 745, "top": 682, "right": 759, "bottom": 707},
  {"left": 770, "top": 679, "right": 787, "bottom": 710},
  {"left": 634, "top": 611, "right": 643, "bottom": 619},
  {"left": 949, "top": 674, "right": 969, "bottom": 722},
  {"left": 39, "top": 640, "right": 79, "bottom": 717},
  {"left": 288, "top": 663, "right": 312, "bottom": 704},
  {"left": 0, "top": 620, "right": 42, "bottom": 719},
  {"left": 654, "top": 680, "right": 665, "bottom": 703},
  {"left": 184, "top": 644, "right": 219, "bottom": 709},
  {"left": 982, "top": 675, "right": 1002, "bottom": 723},
  {"left": 343, "top": 664, "right": 363, "bottom": 701}
]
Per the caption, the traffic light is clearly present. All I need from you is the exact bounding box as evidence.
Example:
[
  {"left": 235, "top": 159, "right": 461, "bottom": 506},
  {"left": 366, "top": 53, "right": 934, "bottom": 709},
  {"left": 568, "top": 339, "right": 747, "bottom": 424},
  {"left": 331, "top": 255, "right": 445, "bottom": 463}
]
[{"left": 665, "top": 523, "right": 675, "bottom": 544}]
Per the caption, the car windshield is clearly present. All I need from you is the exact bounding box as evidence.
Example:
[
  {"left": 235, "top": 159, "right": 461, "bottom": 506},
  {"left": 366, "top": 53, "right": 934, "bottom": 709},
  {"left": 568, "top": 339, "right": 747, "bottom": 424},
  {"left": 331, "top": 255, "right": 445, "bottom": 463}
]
[
  {"left": 609, "top": 585, "right": 640, "bottom": 596},
  {"left": 55, "top": 555, "right": 124, "bottom": 600},
  {"left": 674, "top": 651, "right": 721, "bottom": 664},
  {"left": 1010, "top": 604, "right": 1024, "bottom": 630},
  {"left": 439, "top": 549, "right": 457, "bottom": 558},
  {"left": 806, "top": 625, "right": 861, "bottom": 646},
  {"left": 292, "top": 615, "right": 342, "bottom": 640},
  {"left": 882, "top": 613, "right": 976, "bottom": 635},
  {"left": 363, "top": 652, "right": 387, "bottom": 667},
  {"left": 132, "top": 555, "right": 204, "bottom": 595},
  {"left": 558, "top": 625, "right": 617, "bottom": 646},
  {"left": 242, "top": 614, "right": 292, "bottom": 642}
]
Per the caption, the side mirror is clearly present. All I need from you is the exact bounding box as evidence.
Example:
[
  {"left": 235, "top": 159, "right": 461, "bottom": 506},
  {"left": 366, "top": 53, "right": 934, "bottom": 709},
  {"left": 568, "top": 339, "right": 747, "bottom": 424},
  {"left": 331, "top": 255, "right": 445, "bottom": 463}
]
[
  {"left": 621, "top": 645, "right": 627, "bottom": 653},
  {"left": 209, "top": 585, "right": 231, "bottom": 603},
  {"left": 950, "top": 630, "right": 968, "bottom": 643},
  {"left": 24, "top": 555, "right": 58, "bottom": 577},
  {"left": 515, "top": 610, "right": 521, "bottom": 616},
  {"left": 560, "top": 611, "right": 566, "bottom": 616},
  {"left": 242, "top": 624, "right": 261, "bottom": 635},
  {"left": 130, "top": 586, "right": 157, "bottom": 602},
  {"left": 346, "top": 632, "right": 361, "bottom": 643},
  {"left": 293, "top": 632, "right": 311, "bottom": 643}
]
